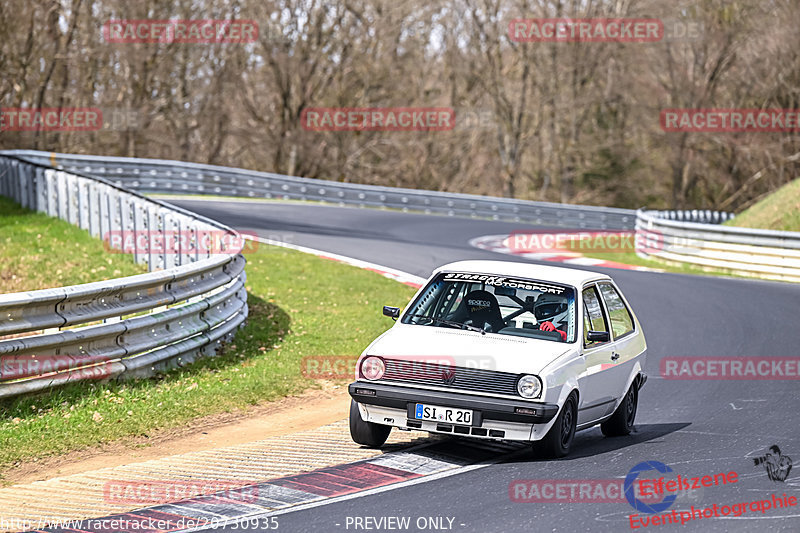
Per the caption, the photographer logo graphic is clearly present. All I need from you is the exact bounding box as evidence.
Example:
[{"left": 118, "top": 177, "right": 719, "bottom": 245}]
[{"left": 753, "top": 445, "right": 792, "bottom": 482}]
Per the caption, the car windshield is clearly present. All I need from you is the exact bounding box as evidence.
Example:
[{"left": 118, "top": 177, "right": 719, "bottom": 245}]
[{"left": 401, "top": 272, "right": 576, "bottom": 343}]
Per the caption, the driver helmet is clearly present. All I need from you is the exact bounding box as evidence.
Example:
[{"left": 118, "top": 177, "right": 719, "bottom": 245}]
[{"left": 534, "top": 294, "right": 569, "bottom": 327}]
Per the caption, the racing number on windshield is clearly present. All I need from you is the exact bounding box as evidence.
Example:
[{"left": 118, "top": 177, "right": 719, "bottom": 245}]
[{"left": 583, "top": 286, "right": 609, "bottom": 347}]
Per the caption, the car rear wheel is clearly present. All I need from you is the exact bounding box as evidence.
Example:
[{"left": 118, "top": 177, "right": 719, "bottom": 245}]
[
  {"left": 534, "top": 392, "right": 577, "bottom": 458},
  {"left": 601, "top": 380, "right": 638, "bottom": 437},
  {"left": 349, "top": 399, "right": 391, "bottom": 448}
]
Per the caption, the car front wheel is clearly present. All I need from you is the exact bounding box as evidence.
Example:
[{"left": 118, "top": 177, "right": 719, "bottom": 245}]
[
  {"left": 534, "top": 392, "right": 577, "bottom": 458},
  {"left": 349, "top": 399, "right": 391, "bottom": 448},
  {"left": 601, "top": 381, "right": 638, "bottom": 437}
]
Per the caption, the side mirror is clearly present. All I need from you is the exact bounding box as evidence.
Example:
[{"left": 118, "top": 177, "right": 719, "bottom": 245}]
[
  {"left": 383, "top": 306, "right": 400, "bottom": 319},
  {"left": 587, "top": 330, "right": 610, "bottom": 342}
]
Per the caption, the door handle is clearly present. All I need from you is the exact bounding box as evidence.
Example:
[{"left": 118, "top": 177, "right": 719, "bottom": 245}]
[{"left": 611, "top": 352, "right": 620, "bottom": 361}]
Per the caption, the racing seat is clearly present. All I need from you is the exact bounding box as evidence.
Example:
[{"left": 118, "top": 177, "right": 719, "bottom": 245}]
[{"left": 461, "top": 290, "right": 506, "bottom": 333}]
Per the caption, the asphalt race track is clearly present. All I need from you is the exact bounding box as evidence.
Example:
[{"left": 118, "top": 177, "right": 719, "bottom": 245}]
[{"left": 171, "top": 198, "right": 800, "bottom": 533}]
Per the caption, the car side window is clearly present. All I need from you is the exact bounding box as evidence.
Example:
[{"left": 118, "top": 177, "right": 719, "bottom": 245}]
[
  {"left": 598, "top": 282, "right": 634, "bottom": 339},
  {"left": 583, "top": 286, "right": 609, "bottom": 347}
]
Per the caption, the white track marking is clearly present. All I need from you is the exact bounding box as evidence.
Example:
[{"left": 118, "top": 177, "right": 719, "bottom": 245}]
[{"left": 178, "top": 447, "right": 527, "bottom": 533}]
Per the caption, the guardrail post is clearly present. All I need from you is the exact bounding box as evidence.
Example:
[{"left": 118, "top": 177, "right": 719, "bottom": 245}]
[
  {"left": 10, "top": 159, "right": 18, "bottom": 201},
  {"left": 19, "top": 160, "right": 31, "bottom": 209},
  {"left": 88, "top": 180, "right": 100, "bottom": 238},
  {"left": 78, "top": 178, "right": 90, "bottom": 231},
  {"left": 0, "top": 159, "right": 6, "bottom": 197}
]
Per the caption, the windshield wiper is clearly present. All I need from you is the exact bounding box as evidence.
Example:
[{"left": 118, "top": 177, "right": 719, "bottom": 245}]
[{"left": 404, "top": 314, "right": 486, "bottom": 335}]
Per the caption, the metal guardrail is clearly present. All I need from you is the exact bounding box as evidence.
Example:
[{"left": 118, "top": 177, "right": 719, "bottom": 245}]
[
  {"left": 1, "top": 150, "right": 636, "bottom": 230},
  {"left": 646, "top": 209, "right": 735, "bottom": 224},
  {"left": 2, "top": 148, "right": 788, "bottom": 399},
  {"left": 636, "top": 209, "right": 800, "bottom": 283},
  {"left": 0, "top": 156, "right": 248, "bottom": 398}
]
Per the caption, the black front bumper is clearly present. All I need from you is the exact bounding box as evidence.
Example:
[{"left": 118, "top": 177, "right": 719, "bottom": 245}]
[{"left": 349, "top": 381, "right": 559, "bottom": 425}]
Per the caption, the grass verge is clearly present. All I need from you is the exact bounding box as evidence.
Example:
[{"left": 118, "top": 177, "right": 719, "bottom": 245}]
[
  {"left": 724, "top": 179, "right": 800, "bottom": 232},
  {"left": 0, "top": 239, "right": 416, "bottom": 478},
  {"left": 0, "top": 196, "right": 147, "bottom": 293}
]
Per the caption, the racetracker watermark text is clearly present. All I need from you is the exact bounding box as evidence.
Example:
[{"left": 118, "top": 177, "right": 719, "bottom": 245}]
[
  {"left": 661, "top": 109, "right": 800, "bottom": 132},
  {"left": 103, "top": 480, "right": 259, "bottom": 504},
  {"left": 102, "top": 19, "right": 258, "bottom": 43},
  {"left": 301, "top": 108, "right": 455, "bottom": 132},
  {"left": 1, "top": 356, "right": 112, "bottom": 381},
  {"left": 661, "top": 357, "right": 800, "bottom": 379},
  {"left": 507, "top": 230, "right": 663, "bottom": 255},
  {"left": 305, "top": 355, "right": 496, "bottom": 380},
  {"left": 102, "top": 230, "right": 257, "bottom": 255},
  {"left": 0, "top": 108, "right": 101, "bottom": 131},
  {"left": 508, "top": 18, "right": 663, "bottom": 42},
  {"left": 510, "top": 479, "right": 666, "bottom": 503}
]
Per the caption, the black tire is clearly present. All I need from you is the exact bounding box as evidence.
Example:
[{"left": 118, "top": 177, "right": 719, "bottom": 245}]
[
  {"left": 601, "top": 380, "right": 638, "bottom": 437},
  {"left": 349, "top": 399, "right": 391, "bottom": 448},
  {"left": 534, "top": 392, "right": 577, "bottom": 458}
]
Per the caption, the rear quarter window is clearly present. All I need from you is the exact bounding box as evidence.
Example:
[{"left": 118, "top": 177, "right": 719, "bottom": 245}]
[{"left": 598, "top": 282, "right": 634, "bottom": 338}]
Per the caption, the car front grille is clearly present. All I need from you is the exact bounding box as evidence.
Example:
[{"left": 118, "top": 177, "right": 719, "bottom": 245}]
[{"left": 379, "top": 358, "right": 520, "bottom": 397}]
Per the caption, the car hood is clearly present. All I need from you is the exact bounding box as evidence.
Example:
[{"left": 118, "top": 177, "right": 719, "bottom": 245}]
[{"left": 364, "top": 324, "right": 573, "bottom": 375}]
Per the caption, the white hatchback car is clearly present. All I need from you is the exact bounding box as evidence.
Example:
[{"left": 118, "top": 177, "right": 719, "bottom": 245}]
[{"left": 349, "top": 260, "right": 647, "bottom": 457}]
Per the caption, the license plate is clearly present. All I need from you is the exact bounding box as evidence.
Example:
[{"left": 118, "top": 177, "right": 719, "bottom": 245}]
[{"left": 414, "top": 403, "right": 473, "bottom": 425}]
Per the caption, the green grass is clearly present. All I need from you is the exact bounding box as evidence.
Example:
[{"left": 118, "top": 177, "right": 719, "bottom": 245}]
[
  {"left": 0, "top": 196, "right": 147, "bottom": 293},
  {"left": 724, "top": 179, "right": 800, "bottom": 232},
  {"left": 0, "top": 198, "right": 417, "bottom": 476}
]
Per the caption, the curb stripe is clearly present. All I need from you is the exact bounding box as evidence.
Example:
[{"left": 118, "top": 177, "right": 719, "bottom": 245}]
[
  {"left": 36, "top": 439, "right": 526, "bottom": 533},
  {"left": 470, "top": 234, "right": 657, "bottom": 272}
]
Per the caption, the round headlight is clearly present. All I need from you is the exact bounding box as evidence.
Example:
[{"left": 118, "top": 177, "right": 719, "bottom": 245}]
[
  {"left": 360, "top": 356, "right": 385, "bottom": 380},
  {"left": 517, "top": 375, "right": 542, "bottom": 398}
]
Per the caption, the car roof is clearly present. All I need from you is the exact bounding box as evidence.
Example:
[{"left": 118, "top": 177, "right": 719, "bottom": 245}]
[{"left": 432, "top": 260, "right": 611, "bottom": 288}]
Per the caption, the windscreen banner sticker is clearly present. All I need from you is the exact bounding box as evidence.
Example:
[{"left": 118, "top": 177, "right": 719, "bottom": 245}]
[{"left": 443, "top": 272, "right": 567, "bottom": 295}]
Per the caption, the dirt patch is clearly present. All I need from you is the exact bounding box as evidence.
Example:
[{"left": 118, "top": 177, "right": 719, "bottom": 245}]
[{"left": 3, "top": 381, "right": 352, "bottom": 485}]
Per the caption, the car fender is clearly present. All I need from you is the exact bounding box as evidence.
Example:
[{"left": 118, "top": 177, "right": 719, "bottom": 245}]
[
  {"left": 531, "top": 377, "right": 579, "bottom": 440},
  {"left": 607, "top": 350, "right": 647, "bottom": 414},
  {"left": 539, "top": 349, "right": 581, "bottom": 403}
]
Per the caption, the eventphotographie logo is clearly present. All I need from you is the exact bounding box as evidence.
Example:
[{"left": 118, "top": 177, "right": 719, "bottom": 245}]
[{"left": 625, "top": 461, "right": 678, "bottom": 514}]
